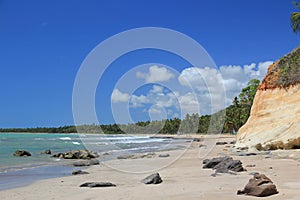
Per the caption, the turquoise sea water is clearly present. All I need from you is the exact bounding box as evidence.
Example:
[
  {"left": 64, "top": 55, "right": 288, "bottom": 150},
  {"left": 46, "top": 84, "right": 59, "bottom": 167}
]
[{"left": 0, "top": 133, "right": 188, "bottom": 190}]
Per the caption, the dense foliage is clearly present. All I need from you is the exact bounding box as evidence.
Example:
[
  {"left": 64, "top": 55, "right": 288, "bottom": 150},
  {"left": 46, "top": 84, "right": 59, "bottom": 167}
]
[
  {"left": 0, "top": 79, "right": 260, "bottom": 135},
  {"left": 276, "top": 47, "right": 300, "bottom": 87},
  {"left": 291, "top": 1, "right": 300, "bottom": 34}
]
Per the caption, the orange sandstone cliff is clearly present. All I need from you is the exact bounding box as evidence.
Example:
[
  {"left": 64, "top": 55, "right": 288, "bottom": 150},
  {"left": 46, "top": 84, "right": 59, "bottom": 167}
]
[{"left": 236, "top": 46, "right": 300, "bottom": 148}]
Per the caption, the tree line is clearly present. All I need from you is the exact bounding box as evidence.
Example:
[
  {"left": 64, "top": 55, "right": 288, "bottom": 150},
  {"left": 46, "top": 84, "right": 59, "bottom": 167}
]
[{"left": 0, "top": 79, "right": 260, "bottom": 135}]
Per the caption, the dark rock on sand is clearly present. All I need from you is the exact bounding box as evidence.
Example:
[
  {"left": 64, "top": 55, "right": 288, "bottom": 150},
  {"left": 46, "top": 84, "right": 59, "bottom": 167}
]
[
  {"left": 73, "top": 159, "right": 100, "bottom": 167},
  {"left": 199, "top": 144, "right": 207, "bottom": 148},
  {"left": 117, "top": 154, "right": 135, "bottom": 159},
  {"left": 142, "top": 173, "right": 163, "bottom": 184},
  {"left": 72, "top": 170, "right": 89, "bottom": 175},
  {"left": 80, "top": 182, "right": 116, "bottom": 188},
  {"left": 237, "top": 173, "right": 278, "bottom": 197},
  {"left": 193, "top": 138, "right": 203, "bottom": 142},
  {"left": 52, "top": 150, "right": 99, "bottom": 159},
  {"left": 237, "top": 152, "right": 257, "bottom": 156},
  {"left": 41, "top": 149, "right": 51, "bottom": 154},
  {"left": 238, "top": 147, "right": 249, "bottom": 151},
  {"left": 246, "top": 164, "right": 256, "bottom": 167},
  {"left": 216, "top": 142, "right": 228, "bottom": 145},
  {"left": 203, "top": 156, "right": 246, "bottom": 174},
  {"left": 158, "top": 153, "right": 170, "bottom": 158},
  {"left": 13, "top": 150, "right": 31, "bottom": 157}
]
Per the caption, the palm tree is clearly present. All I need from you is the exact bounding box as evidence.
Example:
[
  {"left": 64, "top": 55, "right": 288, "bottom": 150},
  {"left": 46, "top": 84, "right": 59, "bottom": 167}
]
[{"left": 291, "top": 2, "right": 300, "bottom": 33}]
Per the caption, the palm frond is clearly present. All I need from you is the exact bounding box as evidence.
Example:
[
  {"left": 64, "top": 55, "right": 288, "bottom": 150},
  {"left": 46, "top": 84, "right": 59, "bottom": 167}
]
[{"left": 291, "top": 12, "right": 300, "bottom": 33}]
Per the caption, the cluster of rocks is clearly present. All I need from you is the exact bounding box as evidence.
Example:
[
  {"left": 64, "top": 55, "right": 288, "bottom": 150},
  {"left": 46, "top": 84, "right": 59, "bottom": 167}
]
[
  {"left": 52, "top": 150, "right": 99, "bottom": 159},
  {"left": 79, "top": 173, "right": 163, "bottom": 188},
  {"left": 203, "top": 156, "right": 246, "bottom": 175},
  {"left": 203, "top": 156, "right": 278, "bottom": 197}
]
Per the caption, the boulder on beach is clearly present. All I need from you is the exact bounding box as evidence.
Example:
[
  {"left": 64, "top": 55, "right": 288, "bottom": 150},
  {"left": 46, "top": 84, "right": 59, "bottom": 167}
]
[
  {"left": 52, "top": 150, "right": 99, "bottom": 159},
  {"left": 142, "top": 173, "right": 163, "bottom": 184},
  {"left": 73, "top": 159, "right": 100, "bottom": 167},
  {"left": 158, "top": 153, "right": 170, "bottom": 158},
  {"left": 72, "top": 170, "right": 89, "bottom": 175},
  {"left": 203, "top": 156, "right": 246, "bottom": 174},
  {"left": 13, "top": 150, "right": 31, "bottom": 157},
  {"left": 41, "top": 150, "right": 51, "bottom": 154},
  {"left": 216, "top": 142, "right": 228, "bottom": 145},
  {"left": 237, "top": 173, "right": 278, "bottom": 197},
  {"left": 80, "top": 182, "right": 116, "bottom": 188}
]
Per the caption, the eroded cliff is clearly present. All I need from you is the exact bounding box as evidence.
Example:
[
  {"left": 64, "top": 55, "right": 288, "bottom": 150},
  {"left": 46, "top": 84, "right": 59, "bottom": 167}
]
[{"left": 236, "top": 46, "right": 300, "bottom": 149}]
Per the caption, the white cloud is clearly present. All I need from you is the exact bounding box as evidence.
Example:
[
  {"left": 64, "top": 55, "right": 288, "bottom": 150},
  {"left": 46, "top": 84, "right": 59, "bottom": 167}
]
[
  {"left": 136, "top": 65, "right": 175, "bottom": 83},
  {"left": 130, "top": 94, "right": 149, "bottom": 107},
  {"left": 178, "top": 92, "right": 199, "bottom": 116},
  {"left": 129, "top": 85, "right": 178, "bottom": 109},
  {"left": 178, "top": 61, "right": 273, "bottom": 112},
  {"left": 111, "top": 89, "right": 130, "bottom": 103},
  {"left": 112, "top": 61, "right": 273, "bottom": 122}
]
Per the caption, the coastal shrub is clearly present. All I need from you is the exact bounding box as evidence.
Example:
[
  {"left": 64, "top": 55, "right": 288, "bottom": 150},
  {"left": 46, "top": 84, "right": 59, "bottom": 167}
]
[{"left": 275, "top": 47, "right": 300, "bottom": 88}]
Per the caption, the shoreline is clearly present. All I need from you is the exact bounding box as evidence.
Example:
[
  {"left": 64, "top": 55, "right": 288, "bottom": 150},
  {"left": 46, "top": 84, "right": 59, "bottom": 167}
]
[{"left": 1, "top": 135, "right": 300, "bottom": 199}]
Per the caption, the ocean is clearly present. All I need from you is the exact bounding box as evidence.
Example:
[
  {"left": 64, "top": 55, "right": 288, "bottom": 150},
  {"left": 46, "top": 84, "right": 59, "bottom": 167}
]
[{"left": 0, "top": 133, "right": 189, "bottom": 190}]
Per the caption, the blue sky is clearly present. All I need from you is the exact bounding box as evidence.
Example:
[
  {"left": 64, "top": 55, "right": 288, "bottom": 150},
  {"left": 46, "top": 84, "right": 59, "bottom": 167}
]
[{"left": 0, "top": 0, "right": 299, "bottom": 128}]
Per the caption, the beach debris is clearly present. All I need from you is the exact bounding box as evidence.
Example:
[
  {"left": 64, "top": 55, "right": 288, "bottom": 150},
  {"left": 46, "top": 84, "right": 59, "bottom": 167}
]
[
  {"left": 142, "top": 173, "right": 163, "bottom": 184},
  {"left": 203, "top": 156, "right": 246, "bottom": 174},
  {"left": 72, "top": 170, "right": 89, "bottom": 175},
  {"left": 73, "top": 159, "right": 100, "bottom": 167},
  {"left": 52, "top": 150, "right": 99, "bottom": 159},
  {"left": 237, "top": 173, "right": 278, "bottom": 197},
  {"left": 158, "top": 153, "right": 170, "bottom": 158},
  {"left": 216, "top": 142, "right": 228, "bottom": 145},
  {"left": 41, "top": 149, "right": 51, "bottom": 154},
  {"left": 199, "top": 144, "right": 207, "bottom": 148},
  {"left": 13, "top": 150, "right": 31, "bottom": 157},
  {"left": 246, "top": 164, "right": 256, "bottom": 168},
  {"left": 80, "top": 182, "right": 116, "bottom": 188}
]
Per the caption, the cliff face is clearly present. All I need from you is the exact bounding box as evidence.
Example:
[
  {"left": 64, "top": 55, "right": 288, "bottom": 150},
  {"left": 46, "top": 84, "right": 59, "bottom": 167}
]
[{"left": 236, "top": 46, "right": 300, "bottom": 148}]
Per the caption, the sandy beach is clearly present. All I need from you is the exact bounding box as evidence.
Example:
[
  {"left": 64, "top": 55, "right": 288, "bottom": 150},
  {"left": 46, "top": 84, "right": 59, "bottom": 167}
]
[{"left": 1, "top": 135, "right": 300, "bottom": 200}]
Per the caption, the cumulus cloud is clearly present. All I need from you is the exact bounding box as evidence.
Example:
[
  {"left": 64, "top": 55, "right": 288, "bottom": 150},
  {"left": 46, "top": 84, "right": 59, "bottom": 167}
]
[
  {"left": 111, "top": 89, "right": 130, "bottom": 103},
  {"left": 112, "top": 61, "right": 273, "bottom": 121},
  {"left": 178, "top": 92, "right": 199, "bottom": 116},
  {"left": 129, "top": 85, "right": 178, "bottom": 109},
  {"left": 136, "top": 65, "right": 175, "bottom": 83},
  {"left": 179, "top": 61, "right": 273, "bottom": 107}
]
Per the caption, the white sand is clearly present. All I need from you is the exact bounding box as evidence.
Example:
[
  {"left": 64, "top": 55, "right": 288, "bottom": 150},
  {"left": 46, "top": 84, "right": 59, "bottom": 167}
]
[{"left": 1, "top": 135, "right": 300, "bottom": 200}]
